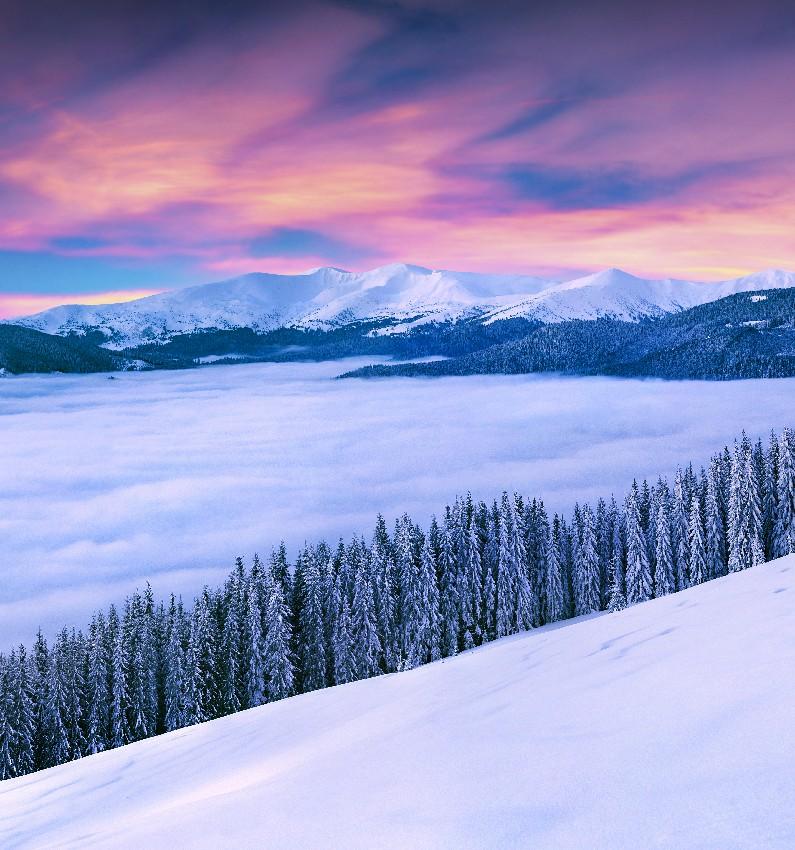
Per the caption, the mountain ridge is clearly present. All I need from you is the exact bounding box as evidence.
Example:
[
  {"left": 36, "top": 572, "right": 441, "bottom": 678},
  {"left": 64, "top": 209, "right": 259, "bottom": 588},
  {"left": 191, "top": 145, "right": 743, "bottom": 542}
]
[{"left": 9, "top": 264, "right": 795, "bottom": 349}]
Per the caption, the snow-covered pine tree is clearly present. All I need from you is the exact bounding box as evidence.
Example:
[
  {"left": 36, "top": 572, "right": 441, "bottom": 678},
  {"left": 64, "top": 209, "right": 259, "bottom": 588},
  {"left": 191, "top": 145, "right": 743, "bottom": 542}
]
[
  {"left": 481, "top": 503, "right": 499, "bottom": 640},
  {"left": 688, "top": 494, "right": 707, "bottom": 586},
  {"left": 705, "top": 456, "right": 727, "bottom": 579},
  {"left": 44, "top": 635, "right": 71, "bottom": 766},
  {"left": 164, "top": 598, "right": 187, "bottom": 731},
  {"left": 462, "top": 513, "right": 484, "bottom": 643},
  {"left": 262, "top": 561, "right": 294, "bottom": 701},
  {"left": 573, "top": 504, "right": 600, "bottom": 616},
  {"left": 332, "top": 593, "right": 355, "bottom": 685},
  {"left": 624, "top": 482, "right": 652, "bottom": 605},
  {"left": 108, "top": 605, "right": 129, "bottom": 749},
  {"left": 438, "top": 509, "right": 461, "bottom": 657},
  {"left": 545, "top": 515, "right": 566, "bottom": 622},
  {"left": 524, "top": 499, "right": 547, "bottom": 627},
  {"left": 350, "top": 546, "right": 382, "bottom": 680},
  {"left": 184, "top": 589, "right": 219, "bottom": 724},
  {"left": 607, "top": 501, "right": 626, "bottom": 612},
  {"left": 775, "top": 427, "right": 795, "bottom": 557},
  {"left": 763, "top": 431, "right": 779, "bottom": 559},
  {"left": 371, "top": 515, "right": 398, "bottom": 673},
  {"left": 0, "top": 657, "right": 14, "bottom": 780},
  {"left": 297, "top": 546, "right": 329, "bottom": 693},
  {"left": 85, "top": 613, "right": 109, "bottom": 754},
  {"left": 654, "top": 497, "right": 674, "bottom": 598},
  {"left": 10, "top": 647, "right": 34, "bottom": 777},
  {"left": 496, "top": 492, "right": 534, "bottom": 636},
  {"left": 671, "top": 469, "right": 689, "bottom": 591}
]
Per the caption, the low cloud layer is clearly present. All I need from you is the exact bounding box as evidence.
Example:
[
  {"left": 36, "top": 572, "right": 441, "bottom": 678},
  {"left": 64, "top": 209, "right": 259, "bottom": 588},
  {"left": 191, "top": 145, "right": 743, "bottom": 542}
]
[{"left": 2, "top": 360, "right": 795, "bottom": 645}]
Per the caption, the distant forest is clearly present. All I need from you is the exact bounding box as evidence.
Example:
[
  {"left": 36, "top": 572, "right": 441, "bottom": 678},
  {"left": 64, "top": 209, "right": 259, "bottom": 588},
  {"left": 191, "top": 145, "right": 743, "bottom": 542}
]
[
  {"left": 2, "top": 426, "right": 794, "bottom": 780},
  {"left": 342, "top": 288, "right": 795, "bottom": 380}
]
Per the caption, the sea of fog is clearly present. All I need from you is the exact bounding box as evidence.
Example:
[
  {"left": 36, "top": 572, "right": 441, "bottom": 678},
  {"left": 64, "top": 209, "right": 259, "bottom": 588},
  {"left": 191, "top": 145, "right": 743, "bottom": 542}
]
[{"left": 2, "top": 358, "right": 795, "bottom": 646}]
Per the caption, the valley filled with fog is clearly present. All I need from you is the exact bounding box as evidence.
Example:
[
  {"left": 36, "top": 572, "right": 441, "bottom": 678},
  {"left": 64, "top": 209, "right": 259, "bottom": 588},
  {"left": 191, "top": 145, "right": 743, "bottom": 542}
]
[{"left": 2, "top": 359, "right": 795, "bottom": 645}]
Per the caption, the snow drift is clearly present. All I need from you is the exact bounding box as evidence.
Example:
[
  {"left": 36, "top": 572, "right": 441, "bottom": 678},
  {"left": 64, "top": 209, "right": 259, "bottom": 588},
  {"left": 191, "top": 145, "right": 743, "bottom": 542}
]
[{"left": 2, "top": 555, "right": 794, "bottom": 849}]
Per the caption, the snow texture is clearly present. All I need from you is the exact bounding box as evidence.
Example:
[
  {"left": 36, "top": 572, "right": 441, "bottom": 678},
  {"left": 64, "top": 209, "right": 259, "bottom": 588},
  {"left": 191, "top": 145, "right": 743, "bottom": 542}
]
[
  {"left": 2, "top": 555, "right": 794, "bottom": 849},
  {"left": 2, "top": 361, "right": 795, "bottom": 647},
  {"left": 10, "top": 264, "right": 795, "bottom": 348}
]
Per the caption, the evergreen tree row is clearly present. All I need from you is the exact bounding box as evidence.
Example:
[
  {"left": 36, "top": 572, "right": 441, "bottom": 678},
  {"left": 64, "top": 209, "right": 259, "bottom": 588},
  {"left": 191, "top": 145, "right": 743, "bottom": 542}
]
[{"left": 2, "top": 427, "right": 794, "bottom": 780}]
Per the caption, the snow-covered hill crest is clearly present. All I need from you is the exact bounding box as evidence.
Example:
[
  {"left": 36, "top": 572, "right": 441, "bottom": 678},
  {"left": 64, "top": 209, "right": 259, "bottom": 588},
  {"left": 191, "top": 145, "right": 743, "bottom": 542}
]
[
  {"left": 2, "top": 556, "right": 794, "bottom": 849},
  {"left": 10, "top": 264, "right": 795, "bottom": 348}
]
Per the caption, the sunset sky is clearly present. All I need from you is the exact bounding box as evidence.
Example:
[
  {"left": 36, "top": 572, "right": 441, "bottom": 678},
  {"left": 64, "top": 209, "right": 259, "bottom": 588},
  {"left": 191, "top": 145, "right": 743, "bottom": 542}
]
[{"left": 2, "top": 0, "right": 795, "bottom": 316}]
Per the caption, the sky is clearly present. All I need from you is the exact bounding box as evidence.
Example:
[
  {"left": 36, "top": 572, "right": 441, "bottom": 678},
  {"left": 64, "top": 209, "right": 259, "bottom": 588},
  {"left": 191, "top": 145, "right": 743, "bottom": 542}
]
[
  {"left": 1, "top": 0, "right": 795, "bottom": 316},
  {"left": 2, "top": 360, "right": 795, "bottom": 646}
]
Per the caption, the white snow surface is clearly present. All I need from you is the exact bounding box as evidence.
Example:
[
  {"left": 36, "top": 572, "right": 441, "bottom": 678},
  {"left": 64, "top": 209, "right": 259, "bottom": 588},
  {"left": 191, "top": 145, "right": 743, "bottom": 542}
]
[
  {"left": 10, "top": 264, "right": 795, "bottom": 348},
  {"left": 3, "top": 556, "right": 794, "bottom": 849}
]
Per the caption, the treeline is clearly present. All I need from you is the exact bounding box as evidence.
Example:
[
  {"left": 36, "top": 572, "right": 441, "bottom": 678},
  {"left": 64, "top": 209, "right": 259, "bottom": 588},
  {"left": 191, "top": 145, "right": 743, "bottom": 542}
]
[
  {"left": 0, "top": 325, "right": 125, "bottom": 375},
  {"left": 2, "top": 428, "right": 795, "bottom": 780},
  {"left": 120, "top": 316, "right": 541, "bottom": 370},
  {"left": 342, "top": 288, "right": 795, "bottom": 381}
]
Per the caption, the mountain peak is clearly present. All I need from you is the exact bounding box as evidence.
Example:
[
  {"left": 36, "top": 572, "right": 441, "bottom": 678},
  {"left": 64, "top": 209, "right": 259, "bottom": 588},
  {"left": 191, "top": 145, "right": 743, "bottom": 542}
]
[{"left": 8, "top": 263, "right": 795, "bottom": 348}]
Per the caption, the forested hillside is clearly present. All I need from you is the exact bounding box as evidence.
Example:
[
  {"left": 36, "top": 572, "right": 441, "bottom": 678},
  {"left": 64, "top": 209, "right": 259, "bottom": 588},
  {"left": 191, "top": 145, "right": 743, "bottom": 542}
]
[
  {"left": 342, "top": 288, "right": 795, "bottom": 380},
  {"left": 0, "top": 325, "right": 127, "bottom": 374},
  {"left": 2, "top": 426, "right": 793, "bottom": 779}
]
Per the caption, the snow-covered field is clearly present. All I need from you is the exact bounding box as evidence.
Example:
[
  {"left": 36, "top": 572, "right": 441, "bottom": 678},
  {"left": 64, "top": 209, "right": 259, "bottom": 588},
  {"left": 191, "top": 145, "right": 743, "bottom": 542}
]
[
  {"left": 2, "top": 361, "right": 795, "bottom": 646},
  {"left": 2, "top": 556, "right": 793, "bottom": 849}
]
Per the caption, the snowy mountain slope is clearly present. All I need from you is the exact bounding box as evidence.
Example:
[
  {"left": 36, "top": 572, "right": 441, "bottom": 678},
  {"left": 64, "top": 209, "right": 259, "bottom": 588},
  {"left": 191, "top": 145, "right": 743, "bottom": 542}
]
[
  {"left": 11, "top": 264, "right": 554, "bottom": 349},
  {"left": 9, "top": 264, "right": 795, "bottom": 349},
  {"left": 3, "top": 556, "right": 794, "bottom": 849},
  {"left": 482, "top": 267, "right": 795, "bottom": 323}
]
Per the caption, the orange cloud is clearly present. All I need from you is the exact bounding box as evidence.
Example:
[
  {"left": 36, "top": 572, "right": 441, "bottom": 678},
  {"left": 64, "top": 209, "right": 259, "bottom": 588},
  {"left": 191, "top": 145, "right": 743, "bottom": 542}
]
[{"left": 0, "top": 289, "right": 163, "bottom": 320}]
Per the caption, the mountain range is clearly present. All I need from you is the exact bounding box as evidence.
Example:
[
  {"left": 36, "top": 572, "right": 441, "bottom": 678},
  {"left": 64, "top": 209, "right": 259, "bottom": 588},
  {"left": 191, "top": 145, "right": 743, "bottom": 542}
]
[{"left": 11, "top": 264, "right": 795, "bottom": 349}]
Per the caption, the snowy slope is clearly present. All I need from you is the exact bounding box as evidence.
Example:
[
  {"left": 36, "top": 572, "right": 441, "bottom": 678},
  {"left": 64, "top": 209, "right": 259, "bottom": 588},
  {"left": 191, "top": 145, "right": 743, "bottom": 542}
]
[
  {"left": 3, "top": 556, "right": 795, "bottom": 849},
  {"left": 11, "top": 264, "right": 553, "bottom": 348},
  {"left": 482, "top": 267, "right": 795, "bottom": 323},
  {"left": 11, "top": 264, "right": 795, "bottom": 349}
]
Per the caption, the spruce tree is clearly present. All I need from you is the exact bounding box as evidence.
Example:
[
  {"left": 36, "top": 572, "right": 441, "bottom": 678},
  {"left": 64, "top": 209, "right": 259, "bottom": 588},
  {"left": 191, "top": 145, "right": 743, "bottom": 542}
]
[
  {"left": 544, "top": 515, "right": 566, "bottom": 622},
  {"left": 654, "top": 499, "right": 674, "bottom": 598},
  {"left": 705, "top": 457, "right": 727, "bottom": 579},
  {"left": 688, "top": 494, "right": 707, "bottom": 586},
  {"left": 625, "top": 483, "right": 652, "bottom": 605},
  {"left": 775, "top": 427, "right": 795, "bottom": 557}
]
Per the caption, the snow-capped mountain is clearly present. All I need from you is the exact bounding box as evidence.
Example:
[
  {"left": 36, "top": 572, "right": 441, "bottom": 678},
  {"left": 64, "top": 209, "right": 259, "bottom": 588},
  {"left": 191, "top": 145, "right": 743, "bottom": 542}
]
[
  {"left": 3, "top": 556, "right": 793, "bottom": 848},
  {"left": 10, "top": 264, "right": 795, "bottom": 348}
]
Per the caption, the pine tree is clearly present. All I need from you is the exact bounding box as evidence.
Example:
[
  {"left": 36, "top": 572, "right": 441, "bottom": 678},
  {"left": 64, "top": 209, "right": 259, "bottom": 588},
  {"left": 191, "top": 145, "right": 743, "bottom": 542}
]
[
  {"left": 573, "top": 504, "right": 600, "bottom": 615},
  {"left": 350, "top": 550, "right": 382, "bottom": 680},
  {"left": 262, "top": 564, "right": 294, "bottom": 701},
  {"left": 332, "top": 595, "right": 355, "bottom": 685},
  {"left": 544, "top": 515, "right": 566, "bottom": 622},
  {"left": 671, "top": 470, "right": 689, "bottom": 591},
  {"left": 775, "top": 427, "right": 795, "bottom": 557},
  {"left": 654, "top": 498, "right": 674, "bottom": 598},
  {"left": 496, "top": 493, "right": 534, "bottom": 636},
  {"left": 44, "top": 637, "right": 71, "bottom": 766},
  {"left": 625, "top": 483, "right": 652, "bottom": 605},
  {"left": 0, "top": 658, "right": 14, "bottom": 779},
  {"left": 705, "top": 457, "right": 727, "bottom": 579},
  {"left": 607, "top": 504, "right": 626, "bottom": 612},
  {"left": 688, "top": 494, "right": 707, "bottom": 586},
  {"left": 371, "top": 516, "right": 397, "bottom": 673},
  {"left": 10, "top": 647, "right": 35, "bottom": 776},
  {"left": 164, "top": 599, "right": 186, "bottom": 731},
  {"left": 85, "top": 614, "right": 109, "bottom": 754},
  {"left": 438, "top": 511, "right": 460, "bottom": 656},
  {"left": 461, "top": 513, "right": 484, "bottom": 642},
  {"left": 298, "top": 547, "right": 329, "bottom": 693}
]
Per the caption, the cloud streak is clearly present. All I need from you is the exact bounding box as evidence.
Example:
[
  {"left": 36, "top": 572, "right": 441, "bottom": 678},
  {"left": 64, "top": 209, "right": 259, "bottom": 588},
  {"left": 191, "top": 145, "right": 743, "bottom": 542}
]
[{"left": 0, "top": 0, "right": 794, "bottom": 307}]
